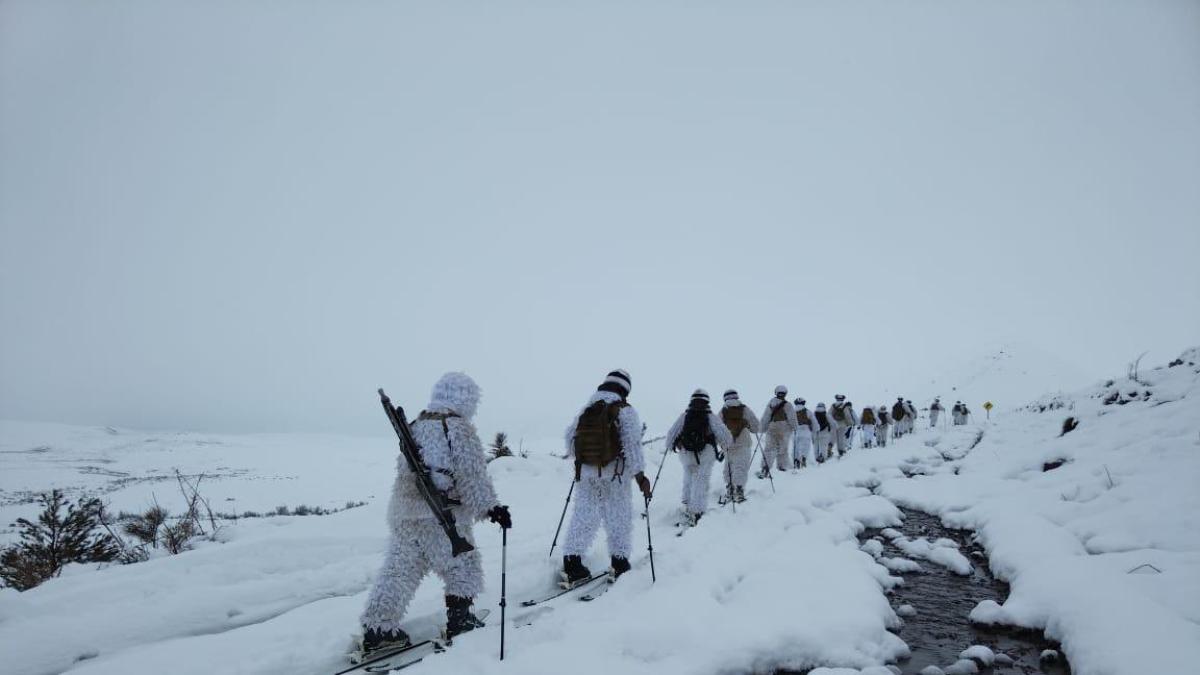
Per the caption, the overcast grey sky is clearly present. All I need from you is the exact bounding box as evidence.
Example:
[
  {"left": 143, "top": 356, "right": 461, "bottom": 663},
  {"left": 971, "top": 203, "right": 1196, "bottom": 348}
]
[{"left": 2, "top": 0, "right": 1198, "bottom": 443}]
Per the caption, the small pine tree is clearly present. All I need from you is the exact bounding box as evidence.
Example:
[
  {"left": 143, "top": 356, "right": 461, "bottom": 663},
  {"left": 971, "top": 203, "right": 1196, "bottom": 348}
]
[
  {"left": 489, "top": 432, "right": 513, "bottom": 459},
  {"left": 0, "top": 490, "right": 119, "bottom": 590}
]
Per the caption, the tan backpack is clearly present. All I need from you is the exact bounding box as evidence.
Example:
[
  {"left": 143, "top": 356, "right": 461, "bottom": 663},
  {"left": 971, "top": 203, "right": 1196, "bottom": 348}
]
[
  {"left": 722, "top": 405, "right": 748, "bottom": 436},
  {"left": 769, "top": 400, "right": 788, "bottom": 423},
  {"left": 796, "top": 408, "right": 812, "bottom": 426},
  {"left": 574, "top": 400, "right": 627, "bottom": 476},
  {"left": 860, "top": 408, "right": 876, "bottom": 425},
  {"left": 831, "top": 402, "right": 847, "bottom": 423}
]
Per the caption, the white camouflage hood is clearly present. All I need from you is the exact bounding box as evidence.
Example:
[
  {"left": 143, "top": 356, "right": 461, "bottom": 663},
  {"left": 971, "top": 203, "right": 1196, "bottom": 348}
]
[{"left": 427, "top": 371, "right": 481, "bottom": 419}]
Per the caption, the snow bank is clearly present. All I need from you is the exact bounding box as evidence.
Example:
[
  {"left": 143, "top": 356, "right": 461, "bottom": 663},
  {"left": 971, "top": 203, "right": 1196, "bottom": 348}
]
[{"left": 880, "top": 353, "right": 1200, "bottom": 674}]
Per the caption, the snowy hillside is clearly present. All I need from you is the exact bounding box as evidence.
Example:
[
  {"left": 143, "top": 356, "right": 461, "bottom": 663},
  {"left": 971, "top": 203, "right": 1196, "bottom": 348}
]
[
  {"left": 2, "top": 351, "right": 1198, "bottom": 675},
  {"left": 0, "top": 422, "right": 395, "bottom": 544},
  {"left": 890, "top": 342, "right": 1093, "bottom": 416}
]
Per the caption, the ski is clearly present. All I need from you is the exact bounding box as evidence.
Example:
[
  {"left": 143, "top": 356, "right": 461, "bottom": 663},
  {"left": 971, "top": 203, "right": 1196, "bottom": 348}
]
[
  {"left": 519, "top": 573, "right": 608, "bottom": 607},
  {"left": 580, "top": 579, "right": 615, "bottom": 601},
  {"left": 336, "top": 640, "right": 439, "bottom": 675},
  {"left": 337, "top": 610, "right": 489, "bottom": 675}
]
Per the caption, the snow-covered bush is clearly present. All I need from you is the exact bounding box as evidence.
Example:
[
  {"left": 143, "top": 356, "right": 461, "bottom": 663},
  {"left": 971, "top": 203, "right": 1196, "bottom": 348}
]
[
  {"left": 0, "top": 490, "right": 119, "bottom": 590},
  {"left": 1024, "top": 394, "right": 1071, "bottom": 413},
  {"left": 161, "top": 518, "right": 197, "bottom": 555}
]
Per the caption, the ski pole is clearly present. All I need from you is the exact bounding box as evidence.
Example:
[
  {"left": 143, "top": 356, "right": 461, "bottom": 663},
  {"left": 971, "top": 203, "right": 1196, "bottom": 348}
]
[
  {"left": 641, "top": 442, "right": 671, "bottom": 519},
  {"left": 547, "top": 478, "right": 574, "bottom": 559},
  {"left": 644, "top": 495, "right": 656, "bottom": 583},
  {"left": 499, "top": 527, "right": 507, "bottom": 661},
  {"left": 752, "top": 433, "right": 775, "bottom": 494},
  {"left": 725, "top": 457, "right": 736, "bottom": 514},
  {"left": 648, "top": 442, "right": 670, "bottom": 498}
]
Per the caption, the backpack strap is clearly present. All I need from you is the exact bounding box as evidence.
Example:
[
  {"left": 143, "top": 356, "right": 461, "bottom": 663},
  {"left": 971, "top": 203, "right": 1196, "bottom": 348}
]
[{"left": 608, "top": 401, "right": 628, "bottom": 482}]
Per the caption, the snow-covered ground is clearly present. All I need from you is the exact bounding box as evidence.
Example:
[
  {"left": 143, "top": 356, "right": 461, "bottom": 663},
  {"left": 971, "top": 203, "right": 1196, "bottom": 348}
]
[
  {"left": 1, "top": 350, "right": 1197, "bottom": 675},
  {"left": 0, "top": 423, "right": 395, "bottom": 542}
]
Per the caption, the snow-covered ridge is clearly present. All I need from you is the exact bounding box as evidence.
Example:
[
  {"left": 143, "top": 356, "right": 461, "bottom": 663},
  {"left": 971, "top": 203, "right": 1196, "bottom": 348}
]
[
  {"left": 1, "top": 350, "right": 1197, "bottom": 675},
  {"left": 900, "top": 342, "right": 1093, "bottom": 413}
]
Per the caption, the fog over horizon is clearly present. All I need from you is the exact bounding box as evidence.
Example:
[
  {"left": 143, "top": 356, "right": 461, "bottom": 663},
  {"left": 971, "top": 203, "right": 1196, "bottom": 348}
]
[{"left": 2, "top": 0, "right": 1198, "bottom": 443}]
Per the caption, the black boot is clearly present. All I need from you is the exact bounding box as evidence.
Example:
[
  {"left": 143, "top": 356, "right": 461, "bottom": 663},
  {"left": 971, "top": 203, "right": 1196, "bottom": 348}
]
[
  {"left": 735, "top": 486, "right": 746, "bottom": 503},
  {"left": 361, "top": 626, "right": 411, "bottom": 655},
  {"left": 609, "top": 555, "right": 631, "bottom": 580},
  {"left": 445, "top": 595, "right": 485, "bottom": 640},
  {"left": 561, "top": 554, "right": 592, "bottom": 586}
]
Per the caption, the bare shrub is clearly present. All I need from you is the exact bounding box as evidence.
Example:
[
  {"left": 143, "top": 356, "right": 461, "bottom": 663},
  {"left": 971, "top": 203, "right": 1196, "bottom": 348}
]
[
  {"left": 1128, "top": 351, "right": 1149, "bottom": 386},
  {"left": 123, "top": 505, "right": 170, "bottom": 547}
]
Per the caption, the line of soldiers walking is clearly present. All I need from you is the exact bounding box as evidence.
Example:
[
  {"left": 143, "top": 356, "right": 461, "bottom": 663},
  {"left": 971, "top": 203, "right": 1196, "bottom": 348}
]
[
  {"left": 357, "top": 369, "right": 973, "bottom": 658},
  {"left": 653, "top": 386, "right": 963, "bottom": 529}
]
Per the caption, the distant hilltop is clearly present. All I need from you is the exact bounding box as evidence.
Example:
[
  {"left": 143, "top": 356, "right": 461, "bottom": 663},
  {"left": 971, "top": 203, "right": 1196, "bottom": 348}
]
[{"left": 889, "top": 342, "right": 1093, "bottom": 412}]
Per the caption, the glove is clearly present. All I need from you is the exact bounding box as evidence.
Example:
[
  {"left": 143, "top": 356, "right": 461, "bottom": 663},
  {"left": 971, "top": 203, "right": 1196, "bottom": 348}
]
[
  {"left": 487, "top": 504, "right": 512, "bottom": 529},
  {"left": 634, "top": 472, "right": 652, "bottom": 501}
]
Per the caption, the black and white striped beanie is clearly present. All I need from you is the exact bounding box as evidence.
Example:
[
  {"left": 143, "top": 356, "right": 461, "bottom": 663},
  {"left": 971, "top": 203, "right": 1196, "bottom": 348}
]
[
  {"left": 723, "top": 389, "right": 739, "bottom": 403},
  {"left": 835, "top": 394, "right": 846, "bottom": 402},
  {"left": 601, "top": 369, "right": 632, "bottom": 396},
  {"left": 691, "top": 389, "right": 710, "bottom": 403}
]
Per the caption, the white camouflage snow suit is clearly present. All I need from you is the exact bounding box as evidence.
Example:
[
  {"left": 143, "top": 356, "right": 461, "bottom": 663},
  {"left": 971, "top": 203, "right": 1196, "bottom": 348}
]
[
  {"left": 903, "top": 401, "right": 918, "bottom": 433},
  {"left": 830, "top": 400, "right": 858, "bottom": 456},
  {"left": 929, "top": 401, "right": 943, "bottom": 428},
  {"left": 361, "top": 372, "right": 500, "bottom": 635},
  {"left": 760, "top": 395, "right": 798, "bottom": 472},
  {"left": 792, "top": 403, "right": 818, "bottom": 466},
  {"left": 562, "top": 390, "right": 646, "bottom": 561},
  {"left": 875, "top": 407, "right": 890, "bottom": 447},
  {"left": 858, "top": 407, "right": 877, "bottom": 448},
  {"left": 666, "top": 400, "right": 734, "bottom": 519},
  {"left": 719, "top": 398, "right": 760, "bottom": 495},
  {"left": 812, "top": 403, "right": 834, "bottom": 461}
]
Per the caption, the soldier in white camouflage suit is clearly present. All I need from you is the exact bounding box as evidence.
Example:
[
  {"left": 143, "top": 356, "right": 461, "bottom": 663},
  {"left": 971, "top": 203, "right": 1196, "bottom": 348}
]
[
  {"left": 791, "top": 398, "right": 818, "bottom": 468},
  {"left": 560, "top": 370, "right": 652, "bottom": 586},
  {"left": 359, "top": 372, "right": 512, "bottom": 655},
  {"left": 666, "top": 389, "right": 734, "bottom": 526},
  {"left": 829, "top": 394, "right": 859, "bottom": 456},
  {"left": 718, "top": 389, "right": 760, "bottom": 503},
  {"left": 759, "top": 385, "right": 797, "bottom": 474}
]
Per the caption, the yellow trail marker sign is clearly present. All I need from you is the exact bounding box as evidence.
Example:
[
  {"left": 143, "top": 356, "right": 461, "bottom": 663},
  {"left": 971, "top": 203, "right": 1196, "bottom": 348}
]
[{"left": 983, "top": 401, "right": 994, "bottom": 419}]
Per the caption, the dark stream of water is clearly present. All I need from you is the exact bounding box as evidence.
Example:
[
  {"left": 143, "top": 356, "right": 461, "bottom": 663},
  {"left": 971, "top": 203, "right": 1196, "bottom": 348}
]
[
  {"left": 866, "top": 508, "right": 1070, "bottom": 674},
  {"left": 779, "top": 507, "right": 1072, "bottom": 675}
]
